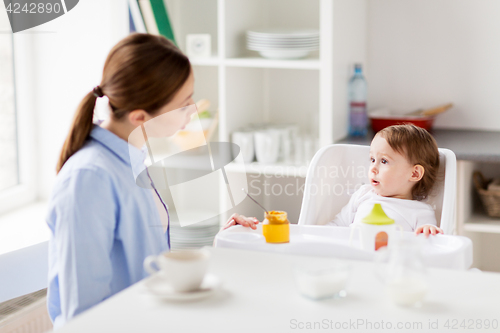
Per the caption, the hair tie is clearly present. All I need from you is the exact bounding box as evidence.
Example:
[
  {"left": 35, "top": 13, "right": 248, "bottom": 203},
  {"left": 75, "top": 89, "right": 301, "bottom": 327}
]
[{"left": 93, "top": 86, "right": 104, "bottom": 98}]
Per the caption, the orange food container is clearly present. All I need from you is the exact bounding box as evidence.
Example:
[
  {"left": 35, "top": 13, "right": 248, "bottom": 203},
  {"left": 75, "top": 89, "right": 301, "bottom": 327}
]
[{"left": 262, "top": 211, "right": 290, "bottom": 243}]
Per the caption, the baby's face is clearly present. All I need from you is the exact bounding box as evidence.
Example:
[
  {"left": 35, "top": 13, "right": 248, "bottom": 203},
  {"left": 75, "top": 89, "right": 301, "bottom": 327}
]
[{"left": 369, "top": 135, "right": 416, "bottom": 200}]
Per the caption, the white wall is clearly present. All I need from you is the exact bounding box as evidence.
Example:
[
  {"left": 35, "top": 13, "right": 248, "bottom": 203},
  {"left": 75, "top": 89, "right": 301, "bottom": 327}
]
[
  {"left": 367, "top": 0, "right": 500, "bottom": 131},
  {"left": 332, "top": 0, "right": 367, "bottom": 142},
  {"left": 28, "top": 0, "right": 129, "bottom": 199}
]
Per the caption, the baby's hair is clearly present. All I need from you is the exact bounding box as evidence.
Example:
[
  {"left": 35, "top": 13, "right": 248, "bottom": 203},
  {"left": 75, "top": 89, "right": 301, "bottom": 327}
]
[{"left": 377, "top": 124, "right": 440, "bottom": 200}]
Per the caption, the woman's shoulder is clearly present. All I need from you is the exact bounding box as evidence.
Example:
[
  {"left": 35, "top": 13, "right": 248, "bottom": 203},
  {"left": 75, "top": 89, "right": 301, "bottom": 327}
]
[
  {"left": 59, "top": 139, "right": 121, "bottom": 176},
  {"left": 51, "top": 136, "right": 141, "bottom": 200},
  {"left": 54, "top": 140, "right": 120, "bottom": 191}
]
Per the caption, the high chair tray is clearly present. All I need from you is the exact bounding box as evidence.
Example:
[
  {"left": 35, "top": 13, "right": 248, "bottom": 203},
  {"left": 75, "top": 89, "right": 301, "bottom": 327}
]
[{"left": 214, "top": 224, "right": 472, "bottom": 270}]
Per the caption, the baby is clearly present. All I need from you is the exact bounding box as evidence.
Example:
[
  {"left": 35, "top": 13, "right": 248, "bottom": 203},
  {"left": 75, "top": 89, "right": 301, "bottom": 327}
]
[
  {"left": 329, "top": 124, "right": 443, "bottom": 237},
  {"left": 224, "top": 124, "right": 443, "bottom": 237}
]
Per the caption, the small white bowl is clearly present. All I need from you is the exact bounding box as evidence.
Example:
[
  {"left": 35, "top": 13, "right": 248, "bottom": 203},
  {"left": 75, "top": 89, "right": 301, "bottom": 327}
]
[{"left": 294, "top": 260, "right": 350, "bottom": 300}]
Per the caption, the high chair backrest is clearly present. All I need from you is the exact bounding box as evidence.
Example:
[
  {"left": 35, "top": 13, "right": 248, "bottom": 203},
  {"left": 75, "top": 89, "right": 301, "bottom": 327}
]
[{"left": 297, "top": 144, "right": 457, "bottom": 234}]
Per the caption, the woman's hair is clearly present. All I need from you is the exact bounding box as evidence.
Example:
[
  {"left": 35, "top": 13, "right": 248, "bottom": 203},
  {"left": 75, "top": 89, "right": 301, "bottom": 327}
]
[
  {"left": 377, "top": 124, "right": 440, "bottom": 200},
  {"left": 56, "top": 33, "right": 191, "bottom": 173}
]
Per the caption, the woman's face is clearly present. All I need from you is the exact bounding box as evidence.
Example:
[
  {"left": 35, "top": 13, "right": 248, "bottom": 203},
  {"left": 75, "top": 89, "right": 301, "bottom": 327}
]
[{"left": 144, "top": 71, "right": 196, "bottom": 137}]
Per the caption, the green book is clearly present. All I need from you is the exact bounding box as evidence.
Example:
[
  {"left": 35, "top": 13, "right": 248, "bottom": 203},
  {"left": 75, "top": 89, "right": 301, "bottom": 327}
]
[{"left": 149, "top": 0, "right": 176, "bottom": 45}]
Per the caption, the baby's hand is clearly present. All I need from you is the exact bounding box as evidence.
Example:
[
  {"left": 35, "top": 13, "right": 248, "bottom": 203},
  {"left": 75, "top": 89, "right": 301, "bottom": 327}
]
[
  {"left": 222, "top": 213, "right": 260, "bottom": 230},
  {"left": 415, "top": 225, "right": 443, "bottom": 238}
]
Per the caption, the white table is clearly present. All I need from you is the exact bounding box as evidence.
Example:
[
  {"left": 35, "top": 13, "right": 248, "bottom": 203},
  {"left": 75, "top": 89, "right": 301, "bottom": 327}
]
[{"left": 57, "top": 247, "right": 500, "bottom": 333}]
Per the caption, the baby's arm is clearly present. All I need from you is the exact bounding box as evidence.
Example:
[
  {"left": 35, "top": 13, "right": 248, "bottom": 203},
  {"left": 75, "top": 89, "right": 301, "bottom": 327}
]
[
  {"left": 327, "top": 186, "right": 367, "bottom": 227},
  {"left": 222, "top": 213, "right": 259, "bottom": 230},
  {"left": 414, "top": 206, "right": 443, "bottom": 237},
  {"left": 327, "top": 202, "right": 354, "bottom": 227}
]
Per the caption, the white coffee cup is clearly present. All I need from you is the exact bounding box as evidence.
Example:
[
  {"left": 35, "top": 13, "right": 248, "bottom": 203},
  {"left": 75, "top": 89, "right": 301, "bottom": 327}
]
[
  {"left": 144, "top": 249, "right": 210, "bottom": 292},
  {"left": 254, "top": 130, "right": 280, "bottom": 164},
  {"left": 231, "top": 131, "right": 255, "bottom": 163}
]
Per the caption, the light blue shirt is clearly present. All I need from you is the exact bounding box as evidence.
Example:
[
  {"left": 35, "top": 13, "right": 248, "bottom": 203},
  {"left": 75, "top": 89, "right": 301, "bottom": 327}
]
[{"left": 46, "top": 125, "right": 170, "bottom": 329}]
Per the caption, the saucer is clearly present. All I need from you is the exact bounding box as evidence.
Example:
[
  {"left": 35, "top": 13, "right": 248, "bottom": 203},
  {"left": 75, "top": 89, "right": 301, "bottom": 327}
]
[{"left": 144, "top": 274, "right": 221, "bottom": 301}]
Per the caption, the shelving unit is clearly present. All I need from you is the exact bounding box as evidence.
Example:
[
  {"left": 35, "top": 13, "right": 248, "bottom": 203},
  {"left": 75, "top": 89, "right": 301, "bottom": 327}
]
[
  {"left": 162, "top": 0, "right": 367, "bottom": 225},
  {"left": 457, "top": 160, "right": 500, "bottom": 232},
  {"left": 463, "top": 213, "right": 500, "bottom": 234},
  {"left": 189, "top": 57, "right": 220, "bottom": 67},
  {"left": 456, "top": 159, "right": 500, "bottom": 271},
  {"left": 165, "top": 0, "right": 367, "bottom": 145}
]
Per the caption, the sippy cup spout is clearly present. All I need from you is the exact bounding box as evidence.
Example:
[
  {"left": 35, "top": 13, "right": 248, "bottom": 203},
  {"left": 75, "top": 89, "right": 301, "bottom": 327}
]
[{"left": 362, "top": 203, "right": 395, "bottom": 225}]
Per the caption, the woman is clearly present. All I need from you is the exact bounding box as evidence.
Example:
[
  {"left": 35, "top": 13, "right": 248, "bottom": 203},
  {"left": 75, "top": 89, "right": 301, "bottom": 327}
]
[{"left": 46, "top": 33, "right": 257, "bottom": 328}]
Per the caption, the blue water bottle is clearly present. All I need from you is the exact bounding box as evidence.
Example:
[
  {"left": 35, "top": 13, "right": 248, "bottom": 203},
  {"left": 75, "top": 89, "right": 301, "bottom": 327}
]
[{"left": 349, "top": 63, "right": 368, "bottom": 136}]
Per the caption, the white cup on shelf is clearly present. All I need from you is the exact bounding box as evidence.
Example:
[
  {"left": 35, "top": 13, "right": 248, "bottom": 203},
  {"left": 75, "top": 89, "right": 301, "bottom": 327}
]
[
  {"left": 303, "top": 136, "right": 315, "bottom": 165},
  {"left": 293, "top": 136, "right": 304, "bottom": 165},
  {"left": 231, "top": 131, "right": 255, "bottom": 163},
  {"left": 270, "top": 123, "right": 298, "bottom": 163},
  {"left": 282, "top": 137, "right": 292, "bottom": 163},
  {"left": 254, "top": 130, "right": 281, "bottom": 164}
]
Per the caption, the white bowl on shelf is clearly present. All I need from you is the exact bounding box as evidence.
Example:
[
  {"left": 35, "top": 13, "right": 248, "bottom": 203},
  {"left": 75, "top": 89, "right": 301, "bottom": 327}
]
[
  {"left": 247, "top": 28, "right": 319, "bottom": 38},
  {"left": 246, "top": 28, "right": 319, "bottom": 60},
  {"left": 247, "top": 44, "right": 319, "bottom": 51},
  {"left": 257, "top": 49, "right": 312, "bottom": 60},
  {"left": 247, "top": 37, "right": 319, "bottom": 44},
  {"left": 247, "top": 42, "right": 319, "bottom": 49}
]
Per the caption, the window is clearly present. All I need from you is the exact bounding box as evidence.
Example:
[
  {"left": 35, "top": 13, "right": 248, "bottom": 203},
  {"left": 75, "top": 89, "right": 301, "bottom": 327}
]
[
  {"left": 0, "top": 11, "right": 19, "bottom": 192},
  {"left": 0, "top": 8, "right": 35, "bottom": 216}
]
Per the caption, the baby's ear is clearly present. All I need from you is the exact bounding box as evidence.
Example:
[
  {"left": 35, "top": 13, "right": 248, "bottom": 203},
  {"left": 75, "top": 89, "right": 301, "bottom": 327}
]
[{"left": 410, "top": 165, "right": 425, "bottom": 182}]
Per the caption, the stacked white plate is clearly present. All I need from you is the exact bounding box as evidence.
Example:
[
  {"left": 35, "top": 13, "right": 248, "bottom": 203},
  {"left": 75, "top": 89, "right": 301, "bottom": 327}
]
[
  {"left": 170, "top": 211, "right": 220, "bottom": 250},
  {"left": 246, "top": 29, "right": 319, "bottom": 60}
]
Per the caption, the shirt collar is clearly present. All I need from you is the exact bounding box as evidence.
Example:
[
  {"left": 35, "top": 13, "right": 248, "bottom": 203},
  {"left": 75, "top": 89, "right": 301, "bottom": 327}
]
[{"left": 89, "top": 125, "right": 146, "bottom": 168}]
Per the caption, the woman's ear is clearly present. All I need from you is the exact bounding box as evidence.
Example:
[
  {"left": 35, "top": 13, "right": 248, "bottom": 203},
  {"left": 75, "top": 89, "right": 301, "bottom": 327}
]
[
  {"left": 410, "top": 164, "right": 425, "bottom": 183},
  {"left": 127, "top": 109, "right": 150, "bottom": 127}
]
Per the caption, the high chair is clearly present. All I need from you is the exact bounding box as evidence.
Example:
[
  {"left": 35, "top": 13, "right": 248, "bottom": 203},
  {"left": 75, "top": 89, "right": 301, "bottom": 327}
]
[{"left": 297, "top": 144, "right": 457, "bottom": 234}]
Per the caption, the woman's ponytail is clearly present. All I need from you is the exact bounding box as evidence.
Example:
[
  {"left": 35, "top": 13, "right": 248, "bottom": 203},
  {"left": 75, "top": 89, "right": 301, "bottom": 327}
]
[{"left": 56, "top": 91, "right": 97, "bottom": 173}]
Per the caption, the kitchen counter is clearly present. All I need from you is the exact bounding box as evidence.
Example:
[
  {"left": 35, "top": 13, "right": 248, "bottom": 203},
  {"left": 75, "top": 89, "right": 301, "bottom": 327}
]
[{"left": 338, "top": 129, "right": 500, "bottom": 162}]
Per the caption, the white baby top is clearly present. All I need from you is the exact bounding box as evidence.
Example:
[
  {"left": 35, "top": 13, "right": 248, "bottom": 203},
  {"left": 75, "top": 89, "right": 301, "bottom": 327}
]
[{"left": 327, "top": 184, "right": 437, "bottom": 232}]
